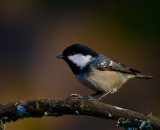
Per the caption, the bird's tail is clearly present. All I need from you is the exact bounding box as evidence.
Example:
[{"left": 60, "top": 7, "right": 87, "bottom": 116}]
[{"left": 135, "top": 74, "right": 153, "bottom": 79}]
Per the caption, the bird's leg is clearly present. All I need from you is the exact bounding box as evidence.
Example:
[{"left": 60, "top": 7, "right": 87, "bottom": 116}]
[
  {"left": 70, "top": 91, "right": 102, "bottom": 99},
  {"left": 70, "top": 91, "right": 109, "bottom": 101},
  {"left": 96, "top": 91, "right": 110, "bottom": 101},
  {"left": 70, "top": 93, "right": 97, "bottom": 100},
  {"left": 86, "top": 91, "right": 104, "bottom": 101},
  {"left": 87, "top": 91, "right": 110, "bottom": 101}
]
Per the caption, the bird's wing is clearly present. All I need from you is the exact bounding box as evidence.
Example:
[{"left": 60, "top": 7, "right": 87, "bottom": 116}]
[{"left": 95, "top": 55, "right": 141, "bottom": 74}]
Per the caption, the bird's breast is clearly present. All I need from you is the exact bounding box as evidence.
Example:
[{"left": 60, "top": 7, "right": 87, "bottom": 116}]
[{"left": 75, "top": 67, "right": 126, "bottom": 93}]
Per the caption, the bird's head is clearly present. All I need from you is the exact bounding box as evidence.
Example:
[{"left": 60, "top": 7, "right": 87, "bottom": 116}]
[{"left": 57, "top": 44, "right": 98, "bottom": 74}]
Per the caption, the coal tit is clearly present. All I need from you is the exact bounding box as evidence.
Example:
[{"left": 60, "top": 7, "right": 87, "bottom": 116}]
[{"left": 57, "top": 44, "right": 153, "bottom": 100}]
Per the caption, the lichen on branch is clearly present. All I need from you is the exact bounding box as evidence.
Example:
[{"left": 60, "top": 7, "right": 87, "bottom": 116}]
[{"left": 0, "top": 96, "right": 160, "bottom": 129}]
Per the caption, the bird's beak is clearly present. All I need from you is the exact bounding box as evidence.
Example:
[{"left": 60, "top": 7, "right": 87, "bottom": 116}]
[{"left": 56, "top": 55, "right": 64, "bottom": 59}]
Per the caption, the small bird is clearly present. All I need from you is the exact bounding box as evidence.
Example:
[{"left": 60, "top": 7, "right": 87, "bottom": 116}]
[{"left": 57, "top": 44, "right": 153, "bottom": 100}]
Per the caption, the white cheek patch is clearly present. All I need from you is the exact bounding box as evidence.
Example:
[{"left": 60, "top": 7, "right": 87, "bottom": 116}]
[{"left": 68, "top": 54, "right": 93, "bottom": 69}]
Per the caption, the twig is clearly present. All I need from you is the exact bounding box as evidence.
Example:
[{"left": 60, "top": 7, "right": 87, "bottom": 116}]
[{"left": 0, "top": 96, "right": 159, "bottom": 129}]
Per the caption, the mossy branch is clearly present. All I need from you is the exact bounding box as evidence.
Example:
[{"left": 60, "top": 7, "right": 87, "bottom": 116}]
[{"left": 0, "top": 96, "right": 160, "bottom": 129}]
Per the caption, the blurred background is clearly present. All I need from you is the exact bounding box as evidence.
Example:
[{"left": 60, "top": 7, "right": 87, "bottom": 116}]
[{"left": 0, "top": 0, "right": 160, "bottom": 130}]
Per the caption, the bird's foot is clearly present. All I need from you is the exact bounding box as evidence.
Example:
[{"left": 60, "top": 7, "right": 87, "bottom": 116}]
[
  {"left": 70, "top": 93, "right": 85, "bottom": 99},
  {"left": 70, "top": 94, "right": 100, "bottom": 101},
  {"left": 86, "top": 95, "right": 101, "bottom": 101}
]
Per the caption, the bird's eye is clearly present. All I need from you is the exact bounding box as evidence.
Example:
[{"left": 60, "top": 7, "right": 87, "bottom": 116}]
[{"left": 70, "top": 52, "right": 75, "bottom": 55}]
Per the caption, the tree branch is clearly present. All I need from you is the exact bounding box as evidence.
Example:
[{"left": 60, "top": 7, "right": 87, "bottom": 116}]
[{"left": 0, "top": 96, "right": 160, "bottom": 129}]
